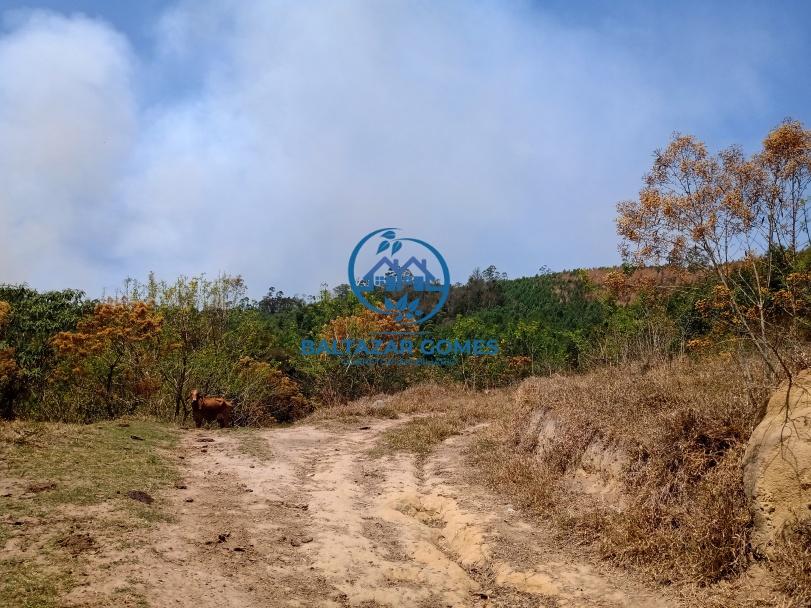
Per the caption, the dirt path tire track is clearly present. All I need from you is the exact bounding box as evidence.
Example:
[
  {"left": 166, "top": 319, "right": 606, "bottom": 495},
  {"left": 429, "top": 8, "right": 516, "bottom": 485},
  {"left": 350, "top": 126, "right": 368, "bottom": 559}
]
[{"left": 67, "top": 418, "right": 679, "bottom": 607}]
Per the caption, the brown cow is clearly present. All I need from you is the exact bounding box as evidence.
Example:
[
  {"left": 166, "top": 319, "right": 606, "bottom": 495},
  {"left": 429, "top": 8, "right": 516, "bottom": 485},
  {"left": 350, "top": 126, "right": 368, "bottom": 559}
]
[{"left": 189, "top": 389, "right": 233, "bottom": 428}]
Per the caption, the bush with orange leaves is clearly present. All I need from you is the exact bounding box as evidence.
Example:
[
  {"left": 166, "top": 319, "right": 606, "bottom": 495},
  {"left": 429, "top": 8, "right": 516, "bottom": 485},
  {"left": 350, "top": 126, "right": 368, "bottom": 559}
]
[
  {"left": 232, "top": 356, "right": 311, "bottom": 424},
  {"left": 312, "top": 310, "right": 424, "bottom": 404},
  {"left": 0, "top": 301, "right": 10, "bottom": 326},
  {"left": 0, "top": 349, "right": 15, "bottom": 386},
  {"left": 320, "top": 309, "right": 417, "bottom": 346},
  {"left": 51, "top": 301, "right": 163, "bottom": 420}
]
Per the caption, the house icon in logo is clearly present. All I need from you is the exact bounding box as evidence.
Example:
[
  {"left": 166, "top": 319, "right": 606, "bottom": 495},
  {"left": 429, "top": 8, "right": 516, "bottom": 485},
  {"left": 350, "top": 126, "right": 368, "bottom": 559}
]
[
  {"left": 359, "top": 256, "right": 442, "bottom": 294},
  {"left": 348, "top": 228, "right": 451, "bottom": 324}
]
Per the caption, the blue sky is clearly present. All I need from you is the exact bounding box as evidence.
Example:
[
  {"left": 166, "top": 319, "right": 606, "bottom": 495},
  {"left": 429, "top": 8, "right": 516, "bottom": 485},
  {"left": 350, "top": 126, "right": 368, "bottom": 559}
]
[{"left": 0, "top": 0, "right": 809, "bottom": 297}]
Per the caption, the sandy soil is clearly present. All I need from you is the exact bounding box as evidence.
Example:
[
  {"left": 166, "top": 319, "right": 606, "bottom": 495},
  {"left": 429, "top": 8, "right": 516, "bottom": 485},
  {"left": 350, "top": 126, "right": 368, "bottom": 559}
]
[{"left": 64, "top": 418, "right": 680, "bottom": 608}]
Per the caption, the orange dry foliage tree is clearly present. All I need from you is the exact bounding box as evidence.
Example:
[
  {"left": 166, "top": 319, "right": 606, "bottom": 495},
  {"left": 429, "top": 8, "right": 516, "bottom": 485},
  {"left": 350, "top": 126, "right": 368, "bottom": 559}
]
[
  {"left": 315, "top": 310, "right": 418, "bottom": 403},
  {"left": 0, "top": 301, "right": 17, "bottom": 393},
  {"left": 234, "top": 356, "right": 310, "bottom": 424},
  {"left": 52, "top": 301, "right": 163, "bottom": 418},
  {"left": 617, "top": 120, "right": 811, "bottom": 379},
  {"left": 321, "top": 309, "right": 416, "bottom": 349}
]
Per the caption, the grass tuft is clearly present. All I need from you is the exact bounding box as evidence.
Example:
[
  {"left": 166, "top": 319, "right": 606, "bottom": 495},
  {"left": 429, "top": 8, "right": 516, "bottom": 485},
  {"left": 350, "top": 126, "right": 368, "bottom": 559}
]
[
  {"left": 232, "top": 427, "right": 274, "bottom": 461},
  {"left": 372, "top": 414, "right": 464, "bottom": 457}
]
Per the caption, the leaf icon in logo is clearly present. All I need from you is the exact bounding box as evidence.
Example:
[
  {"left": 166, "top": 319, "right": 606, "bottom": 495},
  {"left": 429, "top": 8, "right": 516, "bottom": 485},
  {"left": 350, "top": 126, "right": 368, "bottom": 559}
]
[
  {"left": 381, "top": 230, "right": 396, "bottom": 239},
  {"left": 391, "top": 241, "right": 402, "bottom": 255},
  {"left": 377, "top": 240, "right": 390, "bottom": 254}
]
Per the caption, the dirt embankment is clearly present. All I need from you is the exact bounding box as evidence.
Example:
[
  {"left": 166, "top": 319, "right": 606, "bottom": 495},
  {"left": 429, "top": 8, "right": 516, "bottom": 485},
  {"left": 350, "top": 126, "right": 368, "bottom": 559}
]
[
  {"left": 743, "top": 368, "right": 811, "bottom": 556},
  {"left": 63, "top": 418, "right": 677, "bottom": 607}
]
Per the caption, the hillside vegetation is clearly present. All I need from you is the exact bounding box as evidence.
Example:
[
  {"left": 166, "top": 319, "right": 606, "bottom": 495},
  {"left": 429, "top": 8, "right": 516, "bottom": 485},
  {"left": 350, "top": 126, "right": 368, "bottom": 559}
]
[
  {"left": 1, "top": 250, "right": 807, "bottom": 425},
  {"left": 0, "top": 265, "right": 723, "bottom": 421},
  {"left": 0, "top": 120, "right": 808, "bottom": 423}
]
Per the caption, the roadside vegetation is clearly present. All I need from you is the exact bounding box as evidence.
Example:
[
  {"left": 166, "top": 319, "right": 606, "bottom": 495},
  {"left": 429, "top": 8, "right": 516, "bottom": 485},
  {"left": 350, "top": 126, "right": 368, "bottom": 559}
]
[{"left": 477, "top": 359, "right": 769, "bottom": 585}]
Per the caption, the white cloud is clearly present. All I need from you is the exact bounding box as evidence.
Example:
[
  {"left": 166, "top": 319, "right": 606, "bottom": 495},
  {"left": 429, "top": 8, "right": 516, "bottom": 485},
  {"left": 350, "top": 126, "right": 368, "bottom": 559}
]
[
  {"left": 0, "top": 2, "right": 792, "bottom": 296},
  {"left": 0, "top": 11, "right": 136, "bottom": 289},
  {"left": 117, "top": 0, "right": 662, "bottom": 294}
]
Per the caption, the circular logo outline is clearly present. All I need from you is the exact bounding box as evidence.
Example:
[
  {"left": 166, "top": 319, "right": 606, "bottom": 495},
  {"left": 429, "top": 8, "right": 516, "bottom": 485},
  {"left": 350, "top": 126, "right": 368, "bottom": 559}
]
[{"left": 348, "top": 228, "right": 450, "bottom": 324}]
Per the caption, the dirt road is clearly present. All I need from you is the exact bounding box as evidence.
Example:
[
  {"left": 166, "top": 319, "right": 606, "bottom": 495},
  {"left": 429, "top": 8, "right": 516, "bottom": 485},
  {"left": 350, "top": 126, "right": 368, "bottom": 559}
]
[{"left": 67, "top": 418, "right": 677, "bottom": 607}]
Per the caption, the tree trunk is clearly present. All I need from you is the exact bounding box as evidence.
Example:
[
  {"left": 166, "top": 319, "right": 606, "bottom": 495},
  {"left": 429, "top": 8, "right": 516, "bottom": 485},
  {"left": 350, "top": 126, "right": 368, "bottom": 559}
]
[{"left": 173, "top": 358, "right": 187, "bottom": 420}]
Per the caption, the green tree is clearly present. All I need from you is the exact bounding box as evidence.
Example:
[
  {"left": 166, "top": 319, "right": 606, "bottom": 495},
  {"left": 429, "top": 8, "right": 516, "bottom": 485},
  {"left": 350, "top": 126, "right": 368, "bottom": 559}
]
[{"left": 0, "top": 285, "right": 88, "bottom": 419}]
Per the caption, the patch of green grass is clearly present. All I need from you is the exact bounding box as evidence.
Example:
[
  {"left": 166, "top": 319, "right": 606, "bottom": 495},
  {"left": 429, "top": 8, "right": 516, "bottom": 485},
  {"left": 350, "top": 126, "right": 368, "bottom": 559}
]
[
  {"left": 111, "top": 584, "right": 149, "bottom": 607},
  {"left": 0, "top": 419, "right": 181, "bottom": 606},
  {"left": 0, "top": 560, "right": 71, "bottom": 608},
  {"left": 0, "top": 420, "right": 180, "bottom": 519}
]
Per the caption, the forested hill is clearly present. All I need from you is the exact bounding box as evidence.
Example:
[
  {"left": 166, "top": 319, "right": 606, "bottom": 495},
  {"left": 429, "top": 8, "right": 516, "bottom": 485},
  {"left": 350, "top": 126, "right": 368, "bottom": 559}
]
[
  {"left": 260, "top": 262, "right": 711, "bottom": 374},
  {"left": 2, "top": 244, "right": 808, "bottom": 422}
]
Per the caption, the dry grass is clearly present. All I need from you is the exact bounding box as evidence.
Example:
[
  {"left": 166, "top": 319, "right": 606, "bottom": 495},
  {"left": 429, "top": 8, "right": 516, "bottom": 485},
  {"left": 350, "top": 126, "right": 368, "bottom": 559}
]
[
  {"left": 372, "top": 414, "right": 465, "bottom": 457},
  {"left": 307, "top": 381, "right": 467, "bottom": 422},
  {"left": 332, "top": 384, "right": 512, "bottom": 458},
  {"left": 772, "top": 520, "right": 811, "bottom": 606},
  {"left": 473, "top": 357, "right": 772, "bottom": 587},
  {"left": 295, "top": 358, "right": 804, "bottom": 600}
]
